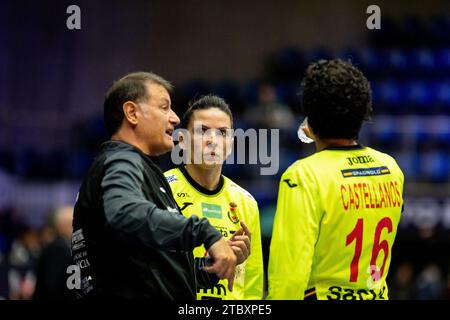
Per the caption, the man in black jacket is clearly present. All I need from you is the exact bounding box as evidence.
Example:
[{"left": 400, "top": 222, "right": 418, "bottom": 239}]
[
  {"left": 34, "top": 206, "right": 73, "bottom": 300},
  {"left": 72, "top": 72, "right": 238, "bottom": 299}
]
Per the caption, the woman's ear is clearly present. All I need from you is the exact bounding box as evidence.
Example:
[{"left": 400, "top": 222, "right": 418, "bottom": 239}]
[{"left": 178, "top": 130, "right": 186, "bottom": 149}]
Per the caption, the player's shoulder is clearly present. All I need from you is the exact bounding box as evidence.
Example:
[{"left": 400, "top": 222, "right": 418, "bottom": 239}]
[
  {"left": 365, "top": 147, "right": 402, "bottom": 170},
  {"left": 282, "top": 152, "right": 320, "bottom": 177},
  {"left": 365, "top": 146, "right": 395, "bottom": 160},
  {"left": 223, "top": 175, "right": 257, "bottom": 204}
]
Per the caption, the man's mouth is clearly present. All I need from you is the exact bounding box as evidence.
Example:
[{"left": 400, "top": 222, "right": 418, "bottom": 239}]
[{"left": 165, "top": 128, "right": 174, "bottom": 136}]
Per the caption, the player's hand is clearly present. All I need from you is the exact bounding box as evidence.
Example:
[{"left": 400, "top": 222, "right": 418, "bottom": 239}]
[
  {"left": 204, "top": 237, "right": 237, "bottom": 292},
  {"left": 227, "top": 221, "right": 251, "bottom": 265}
]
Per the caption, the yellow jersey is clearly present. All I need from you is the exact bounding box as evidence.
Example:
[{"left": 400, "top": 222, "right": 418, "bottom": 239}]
[
  {"left": 268, "top": 145, "right": 404, "bottom": 300},
  {"left": 164, "top": 166, "right": 264, "bottom": 300}
]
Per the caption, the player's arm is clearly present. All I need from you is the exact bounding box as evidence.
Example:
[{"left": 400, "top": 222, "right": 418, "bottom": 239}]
[
  {"left": 101, "top": 153, "right": 222, "bottom": 251},
  {"left": 195, "top": 257, "right": 220, "bottom": 289},
  {"left": 241, "top": 201, "right": 264, "bottom": 299},
  {"left": 267, "top": 167, "right": 321, "bottom": 299}
]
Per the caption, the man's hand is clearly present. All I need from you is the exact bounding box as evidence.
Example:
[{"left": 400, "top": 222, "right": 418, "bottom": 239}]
[
  {"left": 203, "top": 237, "right": 237, "bottom": 292},
  {"left": 227, "top": 221, "right": 251, "bottom": 265}
]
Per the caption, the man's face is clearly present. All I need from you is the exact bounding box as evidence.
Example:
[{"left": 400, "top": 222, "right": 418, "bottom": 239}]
[
  {"left": 184, "top": 107, "right": 233, "bottom": 169},
  {"left": 137, "top": 82, "right": 180, "bottom": 156}
]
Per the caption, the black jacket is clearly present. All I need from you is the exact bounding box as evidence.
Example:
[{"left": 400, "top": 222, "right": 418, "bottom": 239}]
[
  {"left": 34, "top": 236, "right": 73, "bottom": 300},
  {"left": 72, "top": 140, "right": 222, "bottom": 299}
]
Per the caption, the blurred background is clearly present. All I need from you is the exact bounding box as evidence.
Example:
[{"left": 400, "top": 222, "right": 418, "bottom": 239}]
[{"left": 0, "top": 0, "right": 449, "bottom": 300}]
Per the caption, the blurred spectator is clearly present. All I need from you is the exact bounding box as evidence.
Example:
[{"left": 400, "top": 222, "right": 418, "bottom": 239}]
[
  {"left": 8, "top": 227, "right": 41, "bottom": 300},
  {"left": 416, "top": 264, "right": 445, "bottom": 300},
  {"left": 389, "top": 262, "right": 415, "bottom": 300},
  {"left": 0, "top": 249, "right": 7, "bottom": 299},
  {"left": 445, "top": 272, "right": 450, "bottom": 300},
  {"left": 243, "top": 83, "right": 295, "bottom": 129},
  {"left": 33, "top": 205, "right": 74, "bottom": 300}
]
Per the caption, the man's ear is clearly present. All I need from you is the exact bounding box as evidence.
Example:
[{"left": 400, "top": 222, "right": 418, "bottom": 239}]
[{"left": 122, "top": 101, "right": 139, "bottom": 125}]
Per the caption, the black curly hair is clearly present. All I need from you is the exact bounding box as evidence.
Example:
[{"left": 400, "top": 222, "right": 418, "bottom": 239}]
[{"left": 301, "top": 59, "right": 372, "bottom": 139}]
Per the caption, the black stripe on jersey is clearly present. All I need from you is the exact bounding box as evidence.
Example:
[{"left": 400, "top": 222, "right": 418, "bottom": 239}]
[
  {"left": 324, "top": 144, "right": 364, "bottom": 151},
  {"left": 179, "top": 165, "right": 225, "bottom": 195}
]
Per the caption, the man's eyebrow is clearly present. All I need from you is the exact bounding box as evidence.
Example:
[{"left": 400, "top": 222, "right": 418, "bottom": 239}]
[{"left": 159, "top": 98, "right": 170, "bottom": 105}]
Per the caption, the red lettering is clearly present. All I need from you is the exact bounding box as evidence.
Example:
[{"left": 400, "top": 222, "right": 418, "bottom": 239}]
[
  {"left": 369, "top": 183, "right": 375, "bottom": 209},
  {"left": 372, "top": 183, "right": 380, "bottom": 208},
  {"left": 354, "top": 183, "right": 360, "bottom": 209},
  {"left": 363, "top": 183, "right": 370, "bottom": 209},
  {"left": 349, "top": 184, "right": 355, "bottom": 210},
  {"left": 341, "top": 185, "right": 349, "bottom": 210},
  {"left": 378, "top": 183, "right": 386, "bottom": 208},
  {"left": 394, "top": 181, "right": 401, "bottom": 208},
  {"left": 390, "top": 182, "right": 397, "bottom": 207},
  {"left": 383, "top": 182, "right": 392, "bottom": 207}
]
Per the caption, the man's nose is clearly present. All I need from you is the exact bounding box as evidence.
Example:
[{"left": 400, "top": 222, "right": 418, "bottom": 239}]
[{"left": 169, "top": 109, "right": 180, "bottom": 126}]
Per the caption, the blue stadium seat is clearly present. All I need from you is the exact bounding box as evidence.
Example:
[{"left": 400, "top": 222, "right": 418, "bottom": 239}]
[
  {"left": 430, "top": 116, "right": 450, "bottom": 146},
  {"left": 420, "top": 151, "right": 449, "bottom": 183},
  {"left": 408, "top": 48, "right": 437, "bottom": 75},
  {"left": 358, "top": 48, "right": 382, "bottom": 75},
  {"left": 394, "top": 151, "right": 418, "bottom": 181},
  {"left": 405, "top": 80, "right": 434, "bottom": 113},
  {"left": 409, "top": 116, "right": 434, "bottom": 144},
  {"left": 383, "top": 48, "right": 408, "bottom": 76},
  {"left": 435, "top": 48, "right": 450, "bottom": 72},
  {"left": 378, "top": 79, "right": 404, "bottom": 110},
  {"left": 370, "top": 115, "right": 402, "bottom": 145},
  {"left": 434, "top": 80, "right": 450, "bottom": 113}
]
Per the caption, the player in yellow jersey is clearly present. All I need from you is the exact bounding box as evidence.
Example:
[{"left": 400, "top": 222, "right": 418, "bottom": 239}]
[
  {"left": 268, "top": 59, "right": 404, "bottom": 300},
  {"left": 165, "top": 95, "right": 264, "bottom": 300}
]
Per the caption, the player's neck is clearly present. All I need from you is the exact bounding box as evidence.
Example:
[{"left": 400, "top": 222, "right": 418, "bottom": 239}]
[
  {"left": 315, "top": 138, "right": 358, "bottom": 151},
  {"left": 185, "top": 164, "right": 222, "bottom": 191}
]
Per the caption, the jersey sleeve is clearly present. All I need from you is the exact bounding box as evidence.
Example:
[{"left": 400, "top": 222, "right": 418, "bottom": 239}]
[
  {"left": 241, "top": 200, "right": 264, "bottom": 299},
  {"left": 267, "top": 164, "right": 322, "bottom": 299}
]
